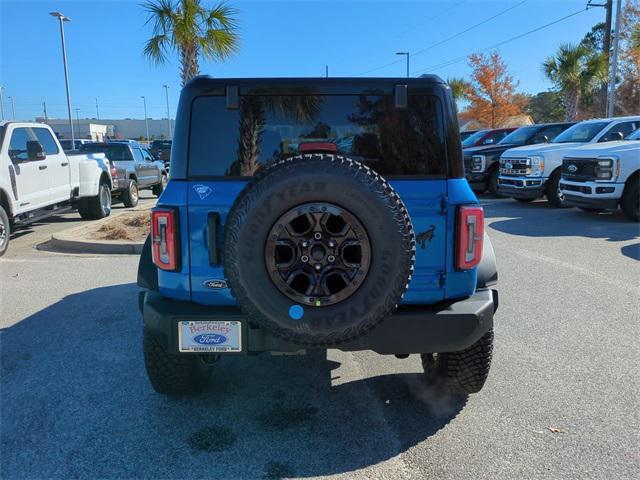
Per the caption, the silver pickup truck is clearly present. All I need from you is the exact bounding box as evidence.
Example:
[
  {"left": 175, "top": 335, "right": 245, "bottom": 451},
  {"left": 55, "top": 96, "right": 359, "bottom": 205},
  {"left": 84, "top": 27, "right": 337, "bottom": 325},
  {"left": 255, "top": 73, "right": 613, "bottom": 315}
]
[{"left": 80, "top": 141, "right": 168, "bottom": 207}]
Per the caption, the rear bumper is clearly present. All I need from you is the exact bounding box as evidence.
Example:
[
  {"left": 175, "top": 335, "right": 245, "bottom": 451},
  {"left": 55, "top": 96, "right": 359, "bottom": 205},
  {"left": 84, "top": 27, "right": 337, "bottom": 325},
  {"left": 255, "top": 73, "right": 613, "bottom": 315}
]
[{"left": 139, "top": 288, "right": 498, "bottom": 355}]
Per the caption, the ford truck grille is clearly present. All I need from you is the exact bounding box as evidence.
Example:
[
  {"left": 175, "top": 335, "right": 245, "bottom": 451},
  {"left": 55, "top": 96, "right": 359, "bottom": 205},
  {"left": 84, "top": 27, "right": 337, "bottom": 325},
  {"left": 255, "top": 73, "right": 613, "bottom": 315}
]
[
  {"left": 500, "top": 157, "right": 528, "bottom": 176},
  {"left": 562, "top": 157, "right": 598, "bottom": 182}
]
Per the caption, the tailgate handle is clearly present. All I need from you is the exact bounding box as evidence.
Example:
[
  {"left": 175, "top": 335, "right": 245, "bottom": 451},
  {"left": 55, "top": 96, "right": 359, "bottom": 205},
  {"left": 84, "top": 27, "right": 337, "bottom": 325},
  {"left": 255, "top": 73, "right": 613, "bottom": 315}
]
[{"left": 207, "top": 212, "right": 221, "bottom": 265}]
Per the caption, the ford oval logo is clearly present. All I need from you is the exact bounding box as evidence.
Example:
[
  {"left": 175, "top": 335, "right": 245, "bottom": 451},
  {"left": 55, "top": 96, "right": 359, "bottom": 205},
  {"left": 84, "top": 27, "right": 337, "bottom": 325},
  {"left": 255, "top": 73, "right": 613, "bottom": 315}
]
[
  {"left": 203, "top": 279, "right": 228, "bottom": 289},
  {"left": 505, "top": 162, "right": 513, "bottom": 169},
  {"left": 568, "top": 164, "right": 578, "bottom": 173},
  {"left": 194, "top": 333, "right": 227, "bottom": 345}
]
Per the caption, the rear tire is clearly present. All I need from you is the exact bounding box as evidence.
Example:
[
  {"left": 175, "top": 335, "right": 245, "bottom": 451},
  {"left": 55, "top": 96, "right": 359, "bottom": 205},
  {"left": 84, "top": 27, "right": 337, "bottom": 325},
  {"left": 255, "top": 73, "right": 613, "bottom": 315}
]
[
  {"left": 143, "top": 328, "right": 213, "bottom": 396},
  {"left": 152, "top": 174, "right": 168, "bottom": 197},
  {"left": 0, "top": 205, "right": 10, "bottom": 258},
  {"left": 421, "top": 328, "right": 494, "bottom": 395},
  {"left": 545, "top": 170, "right": 566, "bottom": 208},
  {"left": 78, "top": 181, "right": 112, "bottom": 220},
  {"left": 621, "top": 177, "right": 639, "bottom": 222},
  {"left": 122, "top": 179, "right": 139, "bottom": 208}
]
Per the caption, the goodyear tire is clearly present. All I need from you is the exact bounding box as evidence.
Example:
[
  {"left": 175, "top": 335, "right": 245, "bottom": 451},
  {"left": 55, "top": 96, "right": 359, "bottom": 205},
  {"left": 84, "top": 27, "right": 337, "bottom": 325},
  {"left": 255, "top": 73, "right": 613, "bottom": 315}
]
[
  {"left": 223, "top": 154, "right": 415, "bottom": 346},
  {"left": 78, "top": 181, "right": 112, "bottom": 220},
  {"left": 421, "top": 328, "right": 494, "bottom": 395},
  {"left": 545, "top": 170, "right": 567, "bottom": 208},
  {"left": 143, "top": 328, "right": 213, "bottom": 395}
]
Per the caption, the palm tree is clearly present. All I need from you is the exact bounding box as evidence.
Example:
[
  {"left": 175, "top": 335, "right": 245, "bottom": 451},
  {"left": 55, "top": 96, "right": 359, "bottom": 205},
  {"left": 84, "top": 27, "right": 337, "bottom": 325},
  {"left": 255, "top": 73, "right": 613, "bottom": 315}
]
[
  {"left": 446, "top": 77, "right": 471, "bottom": 104},
  {"left": 542, "top": 43, "right": 606, "bottom": 121},
  {"left": 143, "top": 0, "right": 239, "bottom": 86}
]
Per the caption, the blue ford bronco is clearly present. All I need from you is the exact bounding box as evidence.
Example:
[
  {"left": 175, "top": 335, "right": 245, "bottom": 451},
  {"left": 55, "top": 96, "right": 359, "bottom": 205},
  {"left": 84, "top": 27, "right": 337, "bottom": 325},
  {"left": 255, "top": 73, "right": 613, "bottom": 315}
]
[{"left": 137, "top": 77, "right": 498, "bottom": 396}]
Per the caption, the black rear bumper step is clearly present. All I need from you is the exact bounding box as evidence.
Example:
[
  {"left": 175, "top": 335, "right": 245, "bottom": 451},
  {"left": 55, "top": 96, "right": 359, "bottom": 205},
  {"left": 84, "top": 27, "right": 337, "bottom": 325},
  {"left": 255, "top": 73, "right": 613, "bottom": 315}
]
[{"left": 139, "top": 288, "right": 497, "bottom": 355}]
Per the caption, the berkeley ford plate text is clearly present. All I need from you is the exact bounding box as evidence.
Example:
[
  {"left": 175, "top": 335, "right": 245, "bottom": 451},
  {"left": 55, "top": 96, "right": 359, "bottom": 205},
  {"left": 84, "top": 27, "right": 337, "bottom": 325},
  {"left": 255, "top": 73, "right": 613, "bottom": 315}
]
[{"left": 178, "top": 320, "right": 241, "bottom": 352}]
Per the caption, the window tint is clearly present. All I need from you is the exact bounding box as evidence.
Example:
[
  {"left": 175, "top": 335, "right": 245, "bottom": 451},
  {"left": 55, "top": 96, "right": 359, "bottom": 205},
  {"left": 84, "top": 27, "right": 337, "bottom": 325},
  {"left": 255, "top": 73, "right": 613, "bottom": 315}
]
[
  {"left": 602, "top": 121, "right": 638, "bottom": 141},
  {"left": 142, "top": 149, "right": 154, "bottom": 161},
  {"left": 553, "top": 122, "right": 608, "bottom": 143},
  {"left": 537, "top": 124, "right": 567, "bottom": 142},
  {"left": 133, "top": 148, "right": 145, "bottom": 162},
  {"left": 625, "top": 128, "right": 640, "bottom": 140},
  {"left": 188, "top": 94, "right": 446, "bottom": 177},
  {"left": 461, "top": 130, "right": 488, "bottom": 147},
  {"left": 8, "top": 127, "right": 32, "bottom": 162},
  {"left": 33, "top": 128, "right": 59, "bottom": 154},
  {"left": 80, "top": 144, "right": 133, "bottom": 161},
  {"left": 499, "top": 126, "right": 537, "bottom": 145},
  {"left": 482, "top": 131, "right": 509, "bottom": 145}
]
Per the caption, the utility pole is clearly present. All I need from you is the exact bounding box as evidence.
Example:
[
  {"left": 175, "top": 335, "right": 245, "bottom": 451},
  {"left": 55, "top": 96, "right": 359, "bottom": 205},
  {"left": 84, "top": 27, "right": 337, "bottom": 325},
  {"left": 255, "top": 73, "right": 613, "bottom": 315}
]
[
  {"left": 162, "top": 84, "right": 172, "bottom": 140},
  {"left": 607, "top": 0, "right": 623, "bottom": 117},
  {"left": 141, "top": 95, "right": 150, "bottom": 141},
  {"left": 396, "top": 52, "right": 410, "bottom": 78},
  {"left": 95, "top": 97, "right": 100, "bottom": 119},
  {"left": 325, "top": 65, "right": 329, "bottom": 78},
  {"left": 50, "top": 12, "right": 74, "bottom": 145},
  {"left": 8, "top": 96, "right": 15, "bottom": 120},
  {"left": 43, "top": 101, "right": 48, "bottom": 123},
  {"left": 0, "top": 86, "right": 4, "bottom": 120},
  {"left": 588, "top": 0, "right": 613, "bottom": 116},
  {"left": 75, "top": 108, "right": 81, "bottom": 138}
]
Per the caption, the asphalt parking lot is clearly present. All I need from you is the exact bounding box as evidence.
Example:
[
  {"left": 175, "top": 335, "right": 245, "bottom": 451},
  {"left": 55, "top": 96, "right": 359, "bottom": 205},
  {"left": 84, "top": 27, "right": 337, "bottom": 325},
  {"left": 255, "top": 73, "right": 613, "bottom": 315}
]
[{"left": 1, "top": 196, "right": 638, "bottom": 480}]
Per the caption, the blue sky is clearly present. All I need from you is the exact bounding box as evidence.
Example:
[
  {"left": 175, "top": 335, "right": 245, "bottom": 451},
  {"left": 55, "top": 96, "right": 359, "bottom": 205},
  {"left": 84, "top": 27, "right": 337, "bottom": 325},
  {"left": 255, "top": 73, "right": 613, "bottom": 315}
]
[{"left": 0, "top": 0, "right": 605, "bottom": 121}]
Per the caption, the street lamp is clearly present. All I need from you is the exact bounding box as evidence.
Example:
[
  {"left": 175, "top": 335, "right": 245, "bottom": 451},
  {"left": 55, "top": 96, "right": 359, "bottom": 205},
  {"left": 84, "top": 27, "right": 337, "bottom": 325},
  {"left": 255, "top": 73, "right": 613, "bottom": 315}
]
[
  {"left": 50, "top": 11, "right": 74, "bottom": 144},
  {"left": 141, "top": 96, "right": 150, "bottom": 141},
  {"left": 396, "top": 51, "right": 410, "bottom": 78},
  {"left": 0, "top": 86, "right": 4, "bottom": 120},
  {"left": 8, "top": 96, "right": 15, "bottom": 120},
  {"left": 162, "top": 85, "right": 172, "bottom": 140},
  {"left": 75, "top": 108, "right": 81, "bottom": 137}
]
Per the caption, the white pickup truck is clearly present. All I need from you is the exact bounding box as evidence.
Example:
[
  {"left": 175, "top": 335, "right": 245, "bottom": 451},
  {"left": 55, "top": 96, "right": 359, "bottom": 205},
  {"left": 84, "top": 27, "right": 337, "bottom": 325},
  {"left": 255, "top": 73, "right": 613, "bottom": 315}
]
[
  {"left": 560, "top": 128, "right": 640, "bottom": 221},
  {"left": 498, "top": 116, "right": 640, "bottom": 207},
  {"left": 0, "top": 121, "right": 113, "bottom": 256}
]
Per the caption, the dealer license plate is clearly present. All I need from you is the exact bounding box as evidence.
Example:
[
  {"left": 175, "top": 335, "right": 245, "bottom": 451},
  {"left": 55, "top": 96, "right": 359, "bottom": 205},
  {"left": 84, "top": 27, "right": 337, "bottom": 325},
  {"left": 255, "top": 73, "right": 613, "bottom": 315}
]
[{"left": 178, "top": 320, "right": 242, "bottom": 353}]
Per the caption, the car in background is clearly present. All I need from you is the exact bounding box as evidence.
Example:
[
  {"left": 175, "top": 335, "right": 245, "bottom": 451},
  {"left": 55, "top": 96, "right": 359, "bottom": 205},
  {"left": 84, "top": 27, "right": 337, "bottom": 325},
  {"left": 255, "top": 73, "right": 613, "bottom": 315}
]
[
  {"left": 560, "top": 128, "right": 640, "bottom": 221},
  {"left": 461, "top": 128, "right": 517, "bottom": 149},
  {"left": 150, "top": 140, "right": 172, "bottom": 171},
  {"left": 498, "top": 116, "right": 640, "bottom": 207},
  {"left": 464, "top": 122, "right": 575, "bottom": 195},
  {"left": 460, "top": 130, "right": 478, "bottom": 142},
  {"left": 80, "top": 141, "right": 167, "bottom": 206},
  {"left": 59, "top": 139, "right": 93, "bottom": 151}
]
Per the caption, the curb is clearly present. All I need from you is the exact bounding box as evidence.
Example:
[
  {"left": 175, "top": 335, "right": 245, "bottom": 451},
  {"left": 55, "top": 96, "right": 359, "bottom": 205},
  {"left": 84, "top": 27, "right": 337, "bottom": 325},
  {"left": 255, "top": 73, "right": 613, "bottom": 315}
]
[{"left": 45, "top": 202, "right": 152, "bottom": 255}]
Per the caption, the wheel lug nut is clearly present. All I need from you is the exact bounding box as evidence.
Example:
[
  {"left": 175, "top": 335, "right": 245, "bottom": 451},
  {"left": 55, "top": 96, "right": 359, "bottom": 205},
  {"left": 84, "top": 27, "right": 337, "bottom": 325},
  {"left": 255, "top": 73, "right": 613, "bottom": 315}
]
[
  {"left": 314, "top": 263, "right": 322, "bottom": 271},
  {"left": 314, "top": 233, "right": 322, "bottom": 240},
  {"left": 301, "top": 255, "right": 309, "bottom": 263},
  {"left": 328, "top": 241, "right": 335, "bottom": 248},
  {"left": 328, "top": 255, "right": 335, "bottom": 263},
  {"left": 302, "top": 241, "right": 308, "bottom": 247}
]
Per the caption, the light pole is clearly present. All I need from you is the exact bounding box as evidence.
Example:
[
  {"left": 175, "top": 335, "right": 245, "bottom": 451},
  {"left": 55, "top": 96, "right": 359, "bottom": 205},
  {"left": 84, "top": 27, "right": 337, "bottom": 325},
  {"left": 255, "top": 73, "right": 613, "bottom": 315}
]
[
  {"left": 75, "top": 108, "right": 81, "bottom": 138},
  {"left": 141, "top": 96, "right": 150, "bottom": 140},
  {"left": 8, "top": 96, "right": 15, "bottom": 120},
  {"left": 0, "top": 86, "right": 4, "bottom": 120},
  {"left": 606, "top": 0, "right": 623, "bottom": 117},
  {"left": 50, "top": 11, "right": 74, "bottom": 144},
  {"left": 95, "top": 97, "right": 100, "bottom": 119},
  {"left": 162, "top": 84, "right": 172, "bottom": 140},
  {"left": 396, "top": 51, "right": 410, "bottom": 78}
]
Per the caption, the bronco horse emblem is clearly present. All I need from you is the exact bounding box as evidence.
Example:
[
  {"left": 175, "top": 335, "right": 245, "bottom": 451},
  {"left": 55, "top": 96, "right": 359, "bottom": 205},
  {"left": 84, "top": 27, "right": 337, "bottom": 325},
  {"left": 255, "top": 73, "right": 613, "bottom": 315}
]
[{"left": 416, "top": 225, "right": 436, "bottom": 250}]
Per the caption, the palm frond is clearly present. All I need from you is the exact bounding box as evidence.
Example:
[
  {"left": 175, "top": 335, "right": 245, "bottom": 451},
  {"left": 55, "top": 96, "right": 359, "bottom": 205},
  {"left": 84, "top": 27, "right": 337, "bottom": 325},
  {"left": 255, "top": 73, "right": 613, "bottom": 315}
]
[
  {"left": 144, "top": 33, "right": 170, "bottom": 64},
  {"left": 142, "top": 0, "right": 176, "bottom": 35}
]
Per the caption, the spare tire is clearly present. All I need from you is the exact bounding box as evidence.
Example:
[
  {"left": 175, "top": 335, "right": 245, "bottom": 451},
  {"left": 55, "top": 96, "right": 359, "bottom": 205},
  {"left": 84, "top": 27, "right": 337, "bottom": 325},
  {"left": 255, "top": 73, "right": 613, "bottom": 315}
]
[{"left": 223, "top": 154, "right": 415, "bottom": 346}]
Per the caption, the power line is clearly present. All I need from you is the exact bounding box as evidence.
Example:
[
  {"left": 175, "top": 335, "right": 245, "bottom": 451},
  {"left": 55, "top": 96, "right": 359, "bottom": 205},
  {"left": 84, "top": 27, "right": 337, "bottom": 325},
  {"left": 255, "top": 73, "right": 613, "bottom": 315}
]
[
  {"left": 352, "top": 0, "right": 527, "bottom": 76},
  {"left": 411, "top": 7, "right": 588, "bottom": 75}
]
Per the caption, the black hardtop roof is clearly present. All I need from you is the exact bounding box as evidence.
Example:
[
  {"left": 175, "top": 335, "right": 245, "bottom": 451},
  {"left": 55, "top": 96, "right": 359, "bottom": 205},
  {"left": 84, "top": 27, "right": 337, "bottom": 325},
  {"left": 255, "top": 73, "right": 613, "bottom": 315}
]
[{"left": 184, "top": 75, "right": 447, "bottom": 96}]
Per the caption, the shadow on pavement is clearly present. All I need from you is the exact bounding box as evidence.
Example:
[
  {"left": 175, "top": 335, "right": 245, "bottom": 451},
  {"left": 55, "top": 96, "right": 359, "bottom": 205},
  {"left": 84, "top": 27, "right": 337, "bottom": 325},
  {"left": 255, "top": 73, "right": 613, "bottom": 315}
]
[
  {"left": 0, "top": 283, "right": 465, "bottom": 479},
  {"left": 621, "top": 243, "right": 640, "bottom": 261},
  {"left": 480, "top": 197, "right": 639, "bottom": 242}
]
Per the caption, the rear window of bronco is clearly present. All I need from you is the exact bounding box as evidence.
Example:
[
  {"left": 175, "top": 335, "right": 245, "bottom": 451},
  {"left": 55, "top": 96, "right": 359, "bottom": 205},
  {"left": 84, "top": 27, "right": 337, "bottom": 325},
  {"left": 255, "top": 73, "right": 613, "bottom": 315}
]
[{"left": 188, "top": 94, "right": 446, "bottom": 177}]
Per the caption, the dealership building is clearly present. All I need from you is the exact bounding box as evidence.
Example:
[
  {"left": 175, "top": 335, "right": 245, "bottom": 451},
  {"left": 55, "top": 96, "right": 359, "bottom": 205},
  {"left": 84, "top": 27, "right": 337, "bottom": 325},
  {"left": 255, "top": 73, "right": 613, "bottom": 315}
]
[{"left": 36, "top": 118, "right": 176, "bottom": 141}]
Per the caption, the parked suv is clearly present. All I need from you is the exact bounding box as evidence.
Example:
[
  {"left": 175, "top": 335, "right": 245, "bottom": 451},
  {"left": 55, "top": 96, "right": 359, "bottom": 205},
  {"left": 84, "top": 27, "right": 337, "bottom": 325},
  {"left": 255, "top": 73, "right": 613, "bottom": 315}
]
[
  {"left": 560, "top": 128, "right": 640, "bottom": 221},
  {"left": 0, "top": 122, "right": 113, "bottom": 256},
  {"left": 80, "top": 141, "right": 167, "bottom": 206},
  {"left": 498, "top": 116, "right": 640, "bottom": 207},
  {"left": 464, "top": 122, "right": 575, "bottom": 195},
  {"left": 150, "top": 140, "right": 172, "bottom": 171},
  {"left": 137, "top": 77, "right": 499, "bottom": 397}
]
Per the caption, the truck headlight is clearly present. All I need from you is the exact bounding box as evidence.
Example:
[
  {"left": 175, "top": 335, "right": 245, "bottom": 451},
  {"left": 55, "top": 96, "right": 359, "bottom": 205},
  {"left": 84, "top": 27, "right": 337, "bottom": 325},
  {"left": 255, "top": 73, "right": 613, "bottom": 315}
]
[
  {"left": 527, "top": 155, "right": 544, "bottom": 176},
  {"left": 471, "top": 155, "right": 486, "bottom": 172},
  {"left": 595, "top": 157, "right": 617, "bottom": 181}
]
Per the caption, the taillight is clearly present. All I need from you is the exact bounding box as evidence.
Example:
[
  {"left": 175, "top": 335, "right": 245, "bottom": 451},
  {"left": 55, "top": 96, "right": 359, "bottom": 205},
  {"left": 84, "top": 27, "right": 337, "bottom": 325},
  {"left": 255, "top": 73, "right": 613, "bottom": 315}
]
[
  {"left": 110, "top": 165, "right": 118, "bottom": 178},
  {"left": 456, "top": 205, "right": 484, "bottom": 270},
  {"left": 151, "top": 209, "right": 179, "bottom": 271}
]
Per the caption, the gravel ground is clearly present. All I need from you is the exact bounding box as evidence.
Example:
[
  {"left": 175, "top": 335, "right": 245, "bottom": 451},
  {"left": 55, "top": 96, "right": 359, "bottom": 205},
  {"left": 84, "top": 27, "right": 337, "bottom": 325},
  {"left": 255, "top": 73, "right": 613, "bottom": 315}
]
[{"left": 1, "top": 196, "right": 638, "bottom": 480}]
